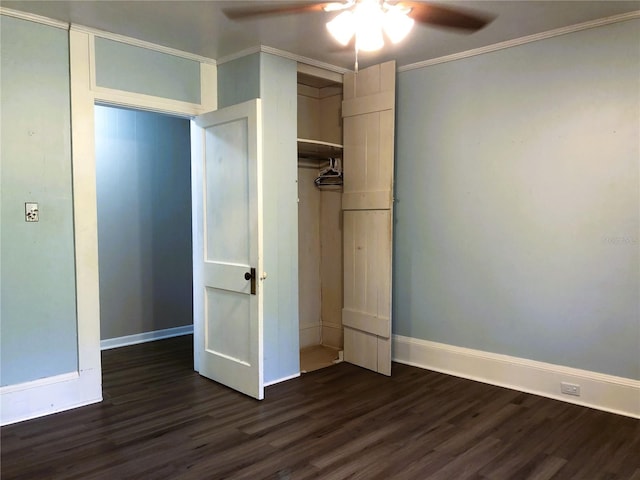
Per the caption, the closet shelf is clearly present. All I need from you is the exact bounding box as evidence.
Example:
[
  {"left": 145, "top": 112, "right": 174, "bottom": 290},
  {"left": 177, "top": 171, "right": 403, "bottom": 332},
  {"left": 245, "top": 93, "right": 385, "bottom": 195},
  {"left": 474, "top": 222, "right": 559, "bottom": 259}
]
[{"left": 298, "top": 138, "right": 343, "bottom": 160}]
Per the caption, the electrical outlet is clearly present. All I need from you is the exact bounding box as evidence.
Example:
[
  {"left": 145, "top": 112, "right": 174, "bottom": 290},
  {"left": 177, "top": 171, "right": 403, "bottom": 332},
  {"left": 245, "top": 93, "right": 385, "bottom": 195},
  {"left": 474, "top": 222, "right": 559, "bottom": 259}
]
[
  {"left": 25, "top": 202, "right": 39, "bottom": 222},
  {"left": 561, "top": 382, "right": 581, "bottom": 396}
]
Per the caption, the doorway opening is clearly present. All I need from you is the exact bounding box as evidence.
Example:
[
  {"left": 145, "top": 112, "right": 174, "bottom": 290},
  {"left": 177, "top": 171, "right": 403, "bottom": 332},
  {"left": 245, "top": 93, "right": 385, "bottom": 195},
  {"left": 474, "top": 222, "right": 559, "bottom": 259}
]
[{"left": 94, "top": 104, "right": 194, "bottom": 364}]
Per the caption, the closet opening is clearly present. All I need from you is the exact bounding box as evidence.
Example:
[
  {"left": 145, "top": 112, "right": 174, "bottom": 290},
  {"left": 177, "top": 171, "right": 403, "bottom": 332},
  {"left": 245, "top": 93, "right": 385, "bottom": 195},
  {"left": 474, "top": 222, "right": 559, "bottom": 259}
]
[{"left": 296, "top": 69, "right": 344, "bottom": 373}]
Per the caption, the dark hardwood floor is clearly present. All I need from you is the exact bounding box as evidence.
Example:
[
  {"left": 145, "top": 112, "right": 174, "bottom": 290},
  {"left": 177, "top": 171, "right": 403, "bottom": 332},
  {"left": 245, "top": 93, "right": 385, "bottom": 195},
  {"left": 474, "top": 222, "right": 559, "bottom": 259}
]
[{"left": 2, "top": 335, "right": 639, "bottom": 479}]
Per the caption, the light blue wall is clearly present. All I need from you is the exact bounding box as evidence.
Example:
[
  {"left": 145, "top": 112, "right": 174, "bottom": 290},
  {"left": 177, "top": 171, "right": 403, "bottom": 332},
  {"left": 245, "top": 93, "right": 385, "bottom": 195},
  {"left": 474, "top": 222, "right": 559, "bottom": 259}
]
[
  {"left": 216, "top": 53, "right": 261, "bottom": 108},
  {"left": 95, "top": 105, "right": 193, "bottom": 340},
  {"left": 95, "top": 37, "right": 201, "bottom": 104},
  {"left": 217, "top": 53, "right": 300, "bottom": 383},
  {"left": 259, "top": 53, "right": 299, "bottom": 383},
  {"left": 394, "top": 19, "right": 640, "bottom": 379},
  {"left": 0, "top": 16, "right": 78, "bottom": 386}
]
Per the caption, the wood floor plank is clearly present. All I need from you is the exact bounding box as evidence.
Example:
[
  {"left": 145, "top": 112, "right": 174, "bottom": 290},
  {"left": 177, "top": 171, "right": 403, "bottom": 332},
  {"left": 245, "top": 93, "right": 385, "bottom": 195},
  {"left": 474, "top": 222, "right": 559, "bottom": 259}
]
[
  {"left": 2, "top": 335, "right": 638, "bottom": 480},
  {"left": 519, "top": 454, "right": 567, "bottom": 480}
]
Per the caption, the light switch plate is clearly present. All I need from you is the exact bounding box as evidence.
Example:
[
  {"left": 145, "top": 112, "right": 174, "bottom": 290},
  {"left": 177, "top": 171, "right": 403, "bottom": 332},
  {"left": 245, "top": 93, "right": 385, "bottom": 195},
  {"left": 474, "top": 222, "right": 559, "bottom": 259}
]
[{"left": 25, "top": 202, "right": 39, "bottom": 222}]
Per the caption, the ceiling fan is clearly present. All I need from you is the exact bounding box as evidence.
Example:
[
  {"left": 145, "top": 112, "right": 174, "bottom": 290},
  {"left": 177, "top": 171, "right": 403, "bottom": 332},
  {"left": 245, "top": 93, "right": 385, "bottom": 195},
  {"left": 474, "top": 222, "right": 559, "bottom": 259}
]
[{"left": 223, "top": 1, "right": 494, "bottom": 70}]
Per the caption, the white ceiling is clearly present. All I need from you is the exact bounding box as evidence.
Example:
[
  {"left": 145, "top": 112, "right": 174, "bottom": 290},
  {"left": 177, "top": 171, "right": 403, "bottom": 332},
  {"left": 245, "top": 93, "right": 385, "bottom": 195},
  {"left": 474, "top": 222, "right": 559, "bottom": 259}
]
[{"left": 3, "top": 1, "right": 639, "bottom": 71}]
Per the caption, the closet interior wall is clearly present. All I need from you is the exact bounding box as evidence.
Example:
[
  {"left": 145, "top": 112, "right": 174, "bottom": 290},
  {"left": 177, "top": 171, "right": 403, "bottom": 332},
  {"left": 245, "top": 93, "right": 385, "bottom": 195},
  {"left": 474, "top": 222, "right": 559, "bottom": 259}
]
[{"left": 297, "top": 71, "right": 343, "bottom": 353}]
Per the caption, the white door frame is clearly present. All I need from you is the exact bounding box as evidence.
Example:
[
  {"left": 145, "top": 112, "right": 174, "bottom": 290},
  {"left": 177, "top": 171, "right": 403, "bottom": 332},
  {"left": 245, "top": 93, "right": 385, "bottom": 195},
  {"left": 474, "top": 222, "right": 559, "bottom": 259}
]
[
  {"left": 28, "top": 28, "right": 216, "bottom": 420},
  {"left": 1, "top": 25, "right": 217, "bottom": 425},
  {"left": 70, "top": 27, "right": 217, "bottom": 375}
]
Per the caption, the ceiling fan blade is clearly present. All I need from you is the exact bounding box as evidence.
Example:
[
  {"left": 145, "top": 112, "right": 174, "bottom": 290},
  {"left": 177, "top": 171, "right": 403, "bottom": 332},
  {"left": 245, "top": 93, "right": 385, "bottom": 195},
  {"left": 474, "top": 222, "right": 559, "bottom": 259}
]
[
  {"left": 398, "top": 2, "right": 494, "bottom": 31},
  {"left": 223, "top": 2, "right": 339, "bottom": 20}
]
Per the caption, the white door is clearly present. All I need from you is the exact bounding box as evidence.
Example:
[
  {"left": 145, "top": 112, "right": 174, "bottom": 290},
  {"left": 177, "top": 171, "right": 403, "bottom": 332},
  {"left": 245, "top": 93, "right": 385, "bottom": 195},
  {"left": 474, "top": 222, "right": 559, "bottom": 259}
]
[
  {"left": 192, "top": 99, "right": 264, "bottom": 399},
  {"left": 342, "top": 61, "right": 396, "bottom": 376}
]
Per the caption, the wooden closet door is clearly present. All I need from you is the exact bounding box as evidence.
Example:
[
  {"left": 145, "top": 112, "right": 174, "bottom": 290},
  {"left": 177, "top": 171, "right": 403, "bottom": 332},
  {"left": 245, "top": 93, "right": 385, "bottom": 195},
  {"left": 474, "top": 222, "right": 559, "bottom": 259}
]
[{"left": 342, "top": 61, "right": 395, "bottom": 376}]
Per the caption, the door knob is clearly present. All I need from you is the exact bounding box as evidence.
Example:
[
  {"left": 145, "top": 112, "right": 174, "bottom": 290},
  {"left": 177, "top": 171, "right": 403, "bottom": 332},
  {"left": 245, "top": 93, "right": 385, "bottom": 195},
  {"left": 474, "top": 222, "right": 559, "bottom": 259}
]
[{"left": 244, "top": 268, "right": 257, "bottom": 295}]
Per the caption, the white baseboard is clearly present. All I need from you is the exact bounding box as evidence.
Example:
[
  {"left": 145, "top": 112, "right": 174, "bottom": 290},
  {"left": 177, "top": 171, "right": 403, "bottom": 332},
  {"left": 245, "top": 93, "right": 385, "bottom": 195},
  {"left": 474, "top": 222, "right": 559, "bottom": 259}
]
[
  {"left": 264, "top": 372, "right": 300, "bottom": 387},
  {"left": 100, "top": 325, "right": 194, "bottom": 350},
  {"left": 0, "top": 369, "right": 102, "bottom": 426},
  {"left": 393, "top": 335, "right": 640, "bottom": 419}
]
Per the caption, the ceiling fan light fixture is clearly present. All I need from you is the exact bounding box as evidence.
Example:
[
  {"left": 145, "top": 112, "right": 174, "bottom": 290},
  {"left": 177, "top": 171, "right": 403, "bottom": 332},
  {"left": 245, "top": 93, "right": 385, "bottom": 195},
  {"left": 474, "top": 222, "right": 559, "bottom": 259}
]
[
  {"left": 354, "top": 0, "right": 384, "bottom": 51},
  {"left": 326, "top": 10, "right": 355, "bottom": 45},
  {"left": 355, "top": 23, "right": 384, "bottom": 51},
  {"left": 324, "top": 0, "right": 355, "bottom": 12},
  {"left": 326, "top": 0, "right": 415, "bottom": 53},
  {"left": 383, "top": 7, "right": 414, "bottom": 44}
]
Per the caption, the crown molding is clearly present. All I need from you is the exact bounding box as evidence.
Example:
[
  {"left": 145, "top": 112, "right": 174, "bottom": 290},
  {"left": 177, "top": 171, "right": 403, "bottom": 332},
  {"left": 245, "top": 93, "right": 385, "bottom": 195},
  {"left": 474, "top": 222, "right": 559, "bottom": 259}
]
[
  {"left": 216, "top": 46, "right": 263, "bottom": 65},
  {"left": 218, "top": 44, "right": 350, "bottom": 75},
  {"left": 260, "top": 45, "right": 350, "bottom": 74},
  {"left": 69, "top": 24, "right": 216, "bottom": 65},
  {"left": 0, "top": 7, "right": 68, "bottom": 29},
  {"left": 0, "top": 9, "right": 215, "bottom": 65},
  {"left": 399, "top": 10, "right": 640, "bottom": 73}
]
